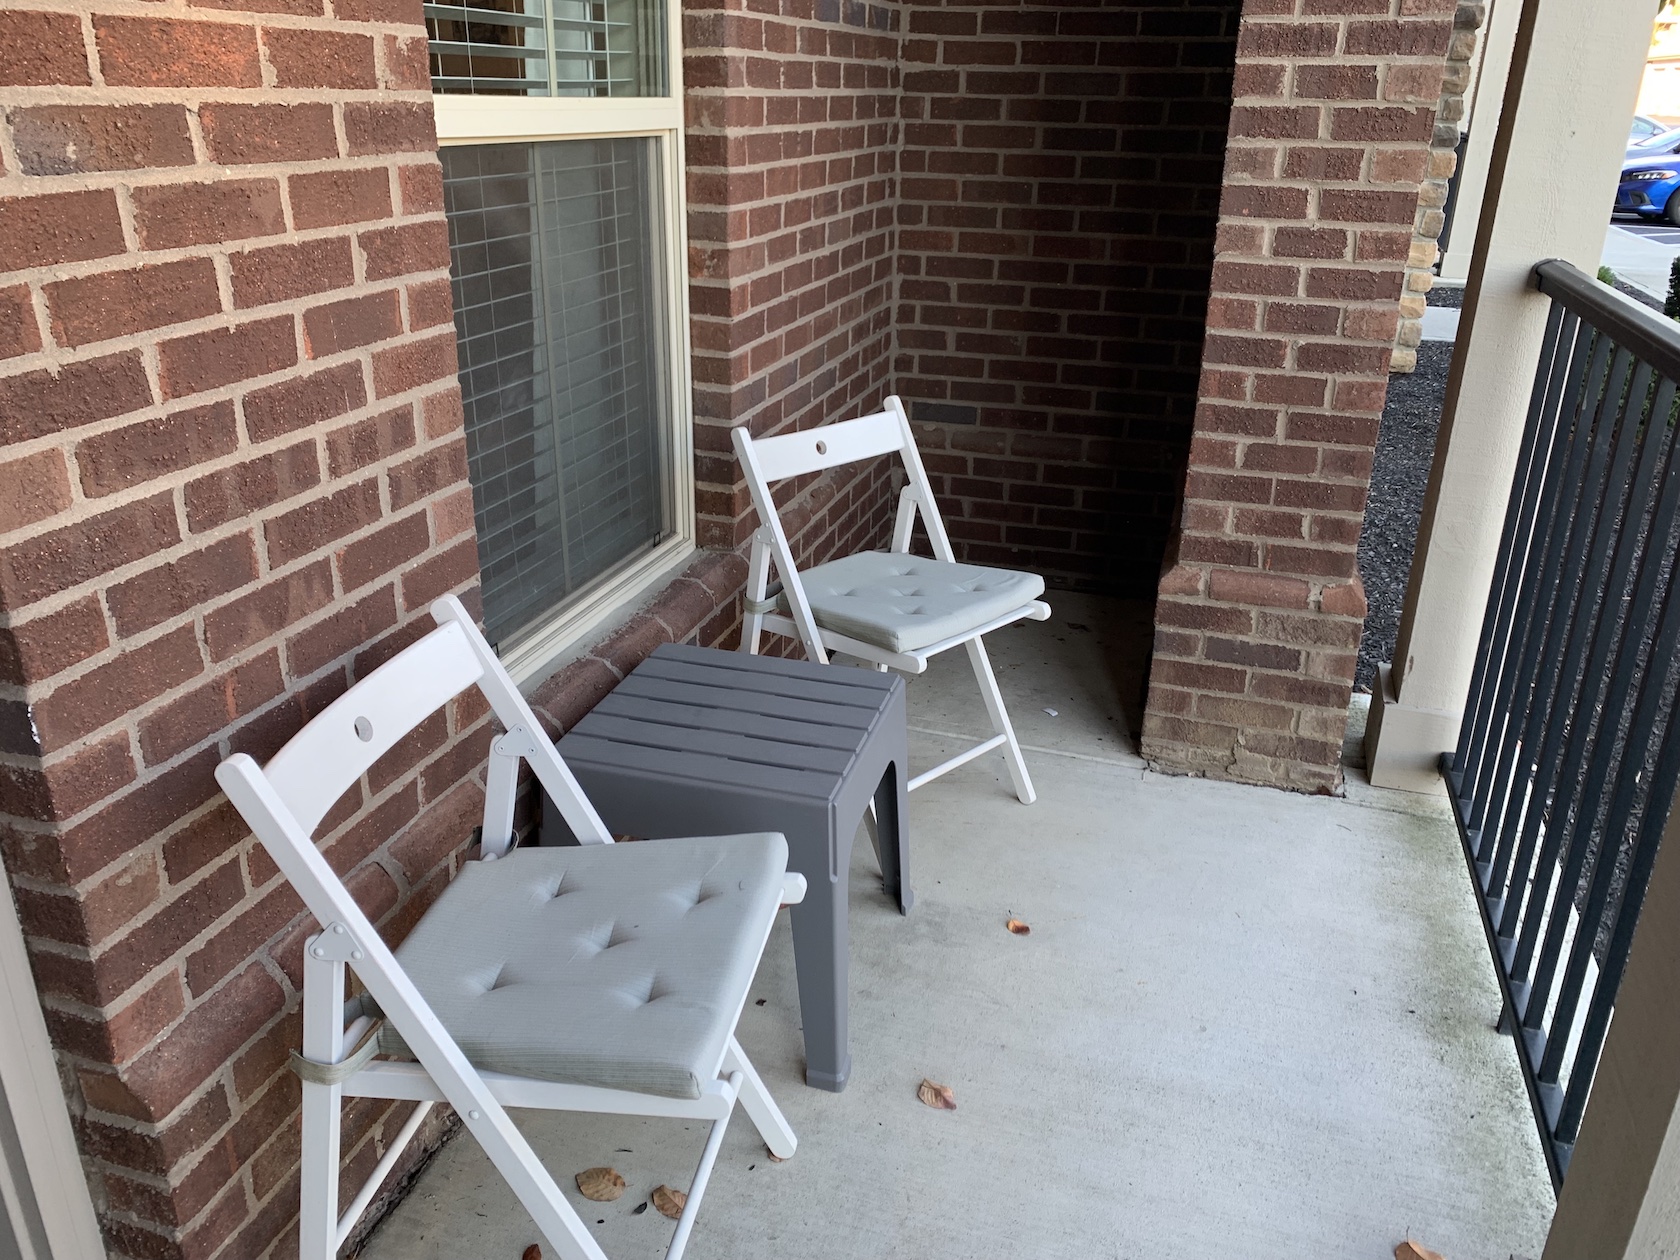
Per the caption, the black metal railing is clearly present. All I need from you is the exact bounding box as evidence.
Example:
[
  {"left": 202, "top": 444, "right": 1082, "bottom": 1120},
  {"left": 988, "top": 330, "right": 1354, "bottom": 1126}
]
[{"left": 1444, "top": 258, "right": 1680, "bottom": 1186}]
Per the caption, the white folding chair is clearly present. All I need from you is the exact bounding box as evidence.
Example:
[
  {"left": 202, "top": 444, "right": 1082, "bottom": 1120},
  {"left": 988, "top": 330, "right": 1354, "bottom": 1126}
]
[
  {"left": 215, "top": 594, "right": 805, "bottom": 1260},
  {"left": 732, "top": 394, "right": 1051, "bottom": 804}
]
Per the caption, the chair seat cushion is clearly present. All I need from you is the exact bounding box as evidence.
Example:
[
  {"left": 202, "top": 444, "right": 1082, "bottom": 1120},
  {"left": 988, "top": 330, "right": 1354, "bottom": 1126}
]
[
  {"left": 378, "top": 832, "right": 787, "bottom": 1100},
  {"left": 782, "top": 551, "right": 1045, "bottom": 653}
]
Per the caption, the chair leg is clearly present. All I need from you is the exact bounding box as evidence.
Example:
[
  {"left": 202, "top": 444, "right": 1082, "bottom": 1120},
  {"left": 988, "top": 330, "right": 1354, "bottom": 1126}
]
[
  {"left": 299, "top": 1081, "right": 342, "bottom": 1260},
  {"left": 723, "top": 1037, "right": 797, "bottom": 1159},
  {"left": 457, "top": 1104, "right": 611, "bottom": 1260},
  {"left": 964, "top": 635, "right": 1036, "bottom": 804},
  {"left": 300, "top": 952, "right": 344, "bottom": 1260},
  {"left": 667, "top": 1071, "right": 745, "bottom": 1260},
  {"left": 481, "top": 735, "right": 520, "bottom": 857},
  {"left": 741, "top": 530, "right": 772, "bottom": 656},
  {"left": 382, "top": 1002, "right": 608, "bottom": 1260}
]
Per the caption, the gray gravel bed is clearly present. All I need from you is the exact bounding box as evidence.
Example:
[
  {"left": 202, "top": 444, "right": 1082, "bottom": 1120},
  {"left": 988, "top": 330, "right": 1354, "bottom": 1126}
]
[
  {"left": 1355, "top": 275, "right": 1667, "bottom": 692},
  {"left": 1426, "top": 282, "right": 1464, "bottom": 309},
  {"left": 1356, "top": 339, "right": 1454, "bottom": 691}
]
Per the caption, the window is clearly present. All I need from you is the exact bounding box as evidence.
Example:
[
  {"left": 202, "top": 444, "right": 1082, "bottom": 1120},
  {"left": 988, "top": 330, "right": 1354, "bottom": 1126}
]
[
  {"left": 427, "top": 0, "right": 665, "bottom": 96},
  {"left": 429, "top": 0, "right": 692, "bottom": 679}
]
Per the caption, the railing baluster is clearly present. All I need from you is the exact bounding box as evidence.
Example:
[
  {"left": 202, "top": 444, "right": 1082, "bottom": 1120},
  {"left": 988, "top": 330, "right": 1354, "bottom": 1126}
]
[
  {"left": 1456, "top": 305, "right": 1574, "bottom": 794},
  {"left": 1555, "top": 705, "right": 1680, "bottom": 1142},
  {"left": 1465, "top": 319, "right": 1599, "bottom": 854},
  {"left": 1508, "top": 377, "right": 1680, "bottom": 986},
  {"left": 1493, "top": 357, "right": 1651, "bottom": 957},
  {"left": 1540, "top": 631, "right": 1680, "bottom": 1091},
  {"left": 1440, "top": 259, "right": 1680, "bottom": 1187},
  {"left": 1475, "top": 336, "right": 1615, "bottom": 886}
]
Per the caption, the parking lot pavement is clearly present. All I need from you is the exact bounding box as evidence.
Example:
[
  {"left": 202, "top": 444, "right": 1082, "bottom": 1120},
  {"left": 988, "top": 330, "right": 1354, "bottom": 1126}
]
[
  {"left": 1420, "top": 305, "right": 1460, "bottom": 341},
  {"left": 1618, "top": 220, "right": 1680, "bottom": 247},
  {"left": 1602, "top": 219, "right": 1680, "bottom": 299}
]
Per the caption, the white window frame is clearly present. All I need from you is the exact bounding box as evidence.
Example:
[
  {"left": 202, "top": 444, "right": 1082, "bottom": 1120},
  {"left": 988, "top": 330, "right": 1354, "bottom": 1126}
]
[{"left": 432, "top": 22, "right": 695, "bottom": 686}]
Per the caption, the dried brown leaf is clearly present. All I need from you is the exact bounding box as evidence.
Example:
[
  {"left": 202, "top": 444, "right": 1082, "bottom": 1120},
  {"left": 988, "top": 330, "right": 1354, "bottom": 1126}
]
[
  {"left": 522, "top": 1246, "right": 542, "bottom": 1260},
  {"left": 1005, "top": 918, "right": 1030, "bottom": 935},
  {"left": 1395, "top": 1244, "right": 1446, "bottom": 1260},
  {"left": 765, "top": 1146, "right": 786, "bottom": 1163},
  {"left": 575, "top": 1167, "right": 625, "bottom": 1202},
  {"left": 651, "top": 1184, "right": 687, "bottom": 1219},
  {"left": 917, "top": 1078, "right": 957, "bottom": 1110}
]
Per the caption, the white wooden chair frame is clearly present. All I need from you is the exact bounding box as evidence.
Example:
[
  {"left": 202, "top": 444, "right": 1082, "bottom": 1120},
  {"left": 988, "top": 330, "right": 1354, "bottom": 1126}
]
[
  {"left": 732, "top": 395, "right": 1051, "bottom": 804},
  {"left": 215, "top": 595, "right": 804, "bottom": 1260}
]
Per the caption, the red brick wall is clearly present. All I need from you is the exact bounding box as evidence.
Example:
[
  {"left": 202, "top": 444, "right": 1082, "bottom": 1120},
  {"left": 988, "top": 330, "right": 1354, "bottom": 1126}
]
[
  {"left": 683, "top": 0, "right": 905, "bottom": 614},
  {"left": 1139, "top": 0, "right": 1451, "bottom": 792},
  {"left": 0, "top": 6, "right": 482, "bottom": 1256},
  {"left": 681, "top": 0, "right": 1247, "bottom": 607},
  {"left": 897, "top": 0, "right": 1243, "bottom": 596}
]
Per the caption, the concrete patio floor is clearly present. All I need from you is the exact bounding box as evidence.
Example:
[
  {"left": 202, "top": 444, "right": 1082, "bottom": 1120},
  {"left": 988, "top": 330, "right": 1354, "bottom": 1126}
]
[{"left": 357, "top": 594, "right": 1554, "bottom": 1260}]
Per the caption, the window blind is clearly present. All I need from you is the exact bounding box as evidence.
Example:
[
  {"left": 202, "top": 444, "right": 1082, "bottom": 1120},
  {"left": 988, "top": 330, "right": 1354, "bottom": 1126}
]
[
  {"left": 442, "top": 138, "right": 671, "bottom": 646},
  {"left": 425, "top": 0, "right": 663, "bottom": 97}
]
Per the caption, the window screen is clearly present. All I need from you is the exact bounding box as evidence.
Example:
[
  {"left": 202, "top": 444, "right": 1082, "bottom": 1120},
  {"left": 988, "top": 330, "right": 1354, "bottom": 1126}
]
[
  {"left": 426, "top": 0, "right": 664, "bottom": 96},
  {"left": 442, "top": 138, "right": 671, "bottom": 647}
]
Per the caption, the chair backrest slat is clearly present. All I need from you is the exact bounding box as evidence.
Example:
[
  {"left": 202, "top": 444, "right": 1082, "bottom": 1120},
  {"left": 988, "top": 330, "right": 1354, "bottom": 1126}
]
[
  {"left": 744, "top": 409, "right": 905, "bottom": 483},
  {"left": 266, "top": 621, "right": 485, "bottom": 834}
]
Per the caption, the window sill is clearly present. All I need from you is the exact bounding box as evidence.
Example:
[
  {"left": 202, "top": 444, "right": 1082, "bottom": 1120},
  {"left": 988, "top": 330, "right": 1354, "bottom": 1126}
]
[
  {"left": 521, "top": 546, "right": 749, "bottom": 734},
  {"left": 502, "top": 535, "right": 697, "bottom": 690}
]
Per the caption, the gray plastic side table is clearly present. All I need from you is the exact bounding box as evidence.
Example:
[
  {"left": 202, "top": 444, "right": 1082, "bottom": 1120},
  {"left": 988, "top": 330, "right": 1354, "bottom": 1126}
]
[{"left": 554, "top": 643, "right": 912, "bottom": 1091}]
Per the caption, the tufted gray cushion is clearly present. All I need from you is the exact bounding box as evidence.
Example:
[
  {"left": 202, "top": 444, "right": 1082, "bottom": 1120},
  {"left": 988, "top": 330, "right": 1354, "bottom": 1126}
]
[
  {"left": 782, "top": 551, "right": 1045, "bottom": 653},
  {"left": 379, "top": 832, "right": 787, "bottom": 1100}
]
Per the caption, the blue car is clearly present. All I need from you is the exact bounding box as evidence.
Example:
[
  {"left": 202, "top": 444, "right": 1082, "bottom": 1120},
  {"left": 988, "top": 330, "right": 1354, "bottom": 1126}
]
[
  {"left": 1632, "top": 114, "right": 1672, "bottom": 147},
  {"left": 1630, "top": 124, "right": 1680, "bottom": 160},
  {"left": 1618, "top": 148, "right": 1680, "bottom": 223}
]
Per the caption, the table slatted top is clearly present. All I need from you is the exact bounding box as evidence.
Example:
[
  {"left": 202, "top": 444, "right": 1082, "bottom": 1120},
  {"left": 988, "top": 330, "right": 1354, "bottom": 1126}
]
[{"left": 558, "top": 644, "right": 901, "bottom": 802}]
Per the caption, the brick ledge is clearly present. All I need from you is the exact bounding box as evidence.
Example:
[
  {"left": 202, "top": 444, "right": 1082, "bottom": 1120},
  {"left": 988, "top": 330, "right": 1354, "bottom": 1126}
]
[{"left": 526, "top": 549, "right": 747, "bottom": 737}]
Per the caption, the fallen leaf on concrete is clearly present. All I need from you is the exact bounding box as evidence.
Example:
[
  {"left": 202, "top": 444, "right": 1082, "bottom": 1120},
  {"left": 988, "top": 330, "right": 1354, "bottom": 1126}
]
[
  {"left": 1396, "top": 1241, "right": 1447, "bottom": 1260},
  {"left": 651, "top": 1185, "right": 687, "bottom": 1219},
  {"left": 575, "top": 1167, "right": 625, "bottom": 1202},
  {"left": 1006, "top": 919, "right": 1030, "bottom": 935},
  {"left": 917, "top": 1078, "right": 957, "bottom": 1110},
  {"left": 765, "top": 1146, "right": 786, "bottom": 1163},
  {"left": 522, "top": 1246, "right": 542, "bottom": 1260}
]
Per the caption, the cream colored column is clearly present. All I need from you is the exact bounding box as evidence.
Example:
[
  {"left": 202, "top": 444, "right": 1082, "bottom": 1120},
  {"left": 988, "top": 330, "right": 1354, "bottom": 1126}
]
[
  {"left": 1542, "top": 801, "right": 1680, "bottom": 1259},
  {"left": 1364, "top": 0, "right": 1653, "bottom": 792},
  {"left": 1438, "top": 0, "right": 1521, "bottom": 286}
]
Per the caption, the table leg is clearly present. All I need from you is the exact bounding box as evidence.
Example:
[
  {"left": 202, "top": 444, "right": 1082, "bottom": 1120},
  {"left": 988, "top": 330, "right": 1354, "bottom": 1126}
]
[
  {"left": 789, "top": 868, "right": 851, "bottom": 1092},
  {"left": 873, "top": 760, "right": 913, "bottom": 914}
]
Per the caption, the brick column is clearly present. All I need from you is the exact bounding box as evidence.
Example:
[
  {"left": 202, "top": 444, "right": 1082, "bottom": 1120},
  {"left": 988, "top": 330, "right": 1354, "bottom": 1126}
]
[
  {"left": 1139, "top": 0, "right": 1453, "bottom": 793},
  {"left": 682, "top": 0, "right": 904, "bottom": 636},
  {"left": 0, "top": 7, "right": 485, "bottom": 1256}
]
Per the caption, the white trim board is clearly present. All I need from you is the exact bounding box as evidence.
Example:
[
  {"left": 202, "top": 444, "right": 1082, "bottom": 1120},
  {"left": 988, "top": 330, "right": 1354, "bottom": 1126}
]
[{"left": 0, "top": 884, "right": 103, "bottom": 1260}]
